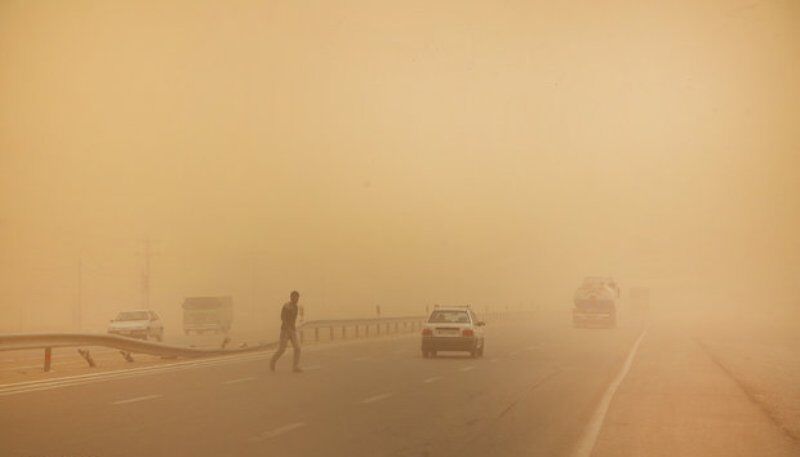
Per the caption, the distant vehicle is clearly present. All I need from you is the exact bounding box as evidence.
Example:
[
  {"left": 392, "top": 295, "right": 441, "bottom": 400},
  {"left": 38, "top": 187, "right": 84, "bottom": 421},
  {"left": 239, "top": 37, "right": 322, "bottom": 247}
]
[
  {"left": 573, "top": 277, "right": 618, "bottom": 328},
  {"left": 421, "top": 306, "right": 486, "bottom": 358},
  {"left": 182, "top": 296, "right": 233, "bottom": 335},
  {"left": 107, "top": 309, "right": 164, "bottom": 341}
]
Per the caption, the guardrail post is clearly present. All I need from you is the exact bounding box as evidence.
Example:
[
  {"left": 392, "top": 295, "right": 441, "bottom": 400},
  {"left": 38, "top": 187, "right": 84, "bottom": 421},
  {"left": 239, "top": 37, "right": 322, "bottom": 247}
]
[
  {"left": 376, "top": 323, "right": 381, "bottom": 335},
  {"left": 355, "top": 325, "right": 360, "bottom": 338},
  {"left": 315, "top": 328, "right": 320, "bottom": 342},
  {"left": 366, "top": 324, "right": 370, "bottom": 336},
  {"left": 342, "top": 326, "right": 346, "bottom": 339},
  {"left": 44, "top": 347, "right": 52, "bottom": 372},
  {"left": 330, "top": 327, "right": 334, "bottom": 340},
  {"left": 78, "top": 348, "right": 96, "bottom": 367},
  {"left": 394, "top": 322, "right": 399, "bottom": 333}
]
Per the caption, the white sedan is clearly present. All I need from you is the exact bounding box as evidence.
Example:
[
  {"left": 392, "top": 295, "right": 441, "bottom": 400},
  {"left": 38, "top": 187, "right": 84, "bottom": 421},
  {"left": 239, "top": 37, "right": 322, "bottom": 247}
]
[{"left": 421, "top": 307, "right": 486, "bottom": 358}]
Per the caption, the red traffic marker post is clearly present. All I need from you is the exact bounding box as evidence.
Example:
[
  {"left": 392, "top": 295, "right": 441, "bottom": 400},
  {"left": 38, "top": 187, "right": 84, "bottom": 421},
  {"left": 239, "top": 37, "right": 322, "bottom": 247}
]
[{"left": 44, "top": 347, "right": 52, "bottom": 372}]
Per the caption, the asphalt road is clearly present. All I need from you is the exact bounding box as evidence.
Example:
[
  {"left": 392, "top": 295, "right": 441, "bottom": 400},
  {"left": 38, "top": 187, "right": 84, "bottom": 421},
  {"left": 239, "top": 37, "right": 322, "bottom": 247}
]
[{"left": 1, "top": 311, "right": 797, "bottom": 457}]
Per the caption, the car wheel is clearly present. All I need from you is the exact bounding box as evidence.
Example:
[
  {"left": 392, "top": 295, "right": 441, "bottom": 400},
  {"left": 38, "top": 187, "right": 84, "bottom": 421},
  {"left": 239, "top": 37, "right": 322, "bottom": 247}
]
[{"left": 478, "top": 341, "right": 485, "bottom": 357}]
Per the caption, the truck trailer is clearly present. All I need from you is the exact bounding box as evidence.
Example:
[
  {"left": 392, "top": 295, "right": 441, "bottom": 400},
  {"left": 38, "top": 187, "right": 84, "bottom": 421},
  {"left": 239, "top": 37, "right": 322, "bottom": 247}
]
[
  {"left": 573, "top": 277, "right": 618, "bottom": 328},
  {"left": 182, "top": 296, "right": 233, "bottom": 335}
]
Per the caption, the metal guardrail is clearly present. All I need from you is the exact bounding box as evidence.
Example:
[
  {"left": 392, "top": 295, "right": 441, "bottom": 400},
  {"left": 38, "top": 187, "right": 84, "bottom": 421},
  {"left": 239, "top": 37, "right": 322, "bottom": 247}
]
[
  {"left": 0, "top": 312, "right": 512, "bottom": 372},
  {"left": 298, "top": 316, "right": 426, "bottom": 343},
  {"left": 0, "top": 315, "right": 428, "bottom": 372},
  {"left": 0, "top": 332, "right": 274, "bottom": 355}
]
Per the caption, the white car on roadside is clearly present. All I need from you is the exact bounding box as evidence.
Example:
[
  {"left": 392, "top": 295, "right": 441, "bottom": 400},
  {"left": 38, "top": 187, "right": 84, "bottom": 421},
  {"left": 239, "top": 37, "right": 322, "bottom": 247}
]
[
  {"left": 421, "top": 306, "right": 486, "bottom": 358},
  {"left": 108, "top": 310, "right": 164, "bottom": 342}
]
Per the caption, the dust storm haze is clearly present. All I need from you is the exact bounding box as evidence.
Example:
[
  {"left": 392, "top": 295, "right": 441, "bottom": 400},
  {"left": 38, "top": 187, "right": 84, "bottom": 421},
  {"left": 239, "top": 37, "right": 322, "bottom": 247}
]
[
  {"left": 1, "top": 0, "right": 798, "bottom": 329},
  {"left": 3, "top": 2, "right": 800, "bottom": 457}
]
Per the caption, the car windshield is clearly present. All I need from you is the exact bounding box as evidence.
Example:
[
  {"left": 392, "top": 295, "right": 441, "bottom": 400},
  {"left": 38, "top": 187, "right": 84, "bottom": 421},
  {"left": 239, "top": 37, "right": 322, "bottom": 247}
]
[
  {"left": 428, "top": 310, "right": 471, "bottom": 324},
  {"left": 115, "top": 311, "right": 149, "bottom": 321}
]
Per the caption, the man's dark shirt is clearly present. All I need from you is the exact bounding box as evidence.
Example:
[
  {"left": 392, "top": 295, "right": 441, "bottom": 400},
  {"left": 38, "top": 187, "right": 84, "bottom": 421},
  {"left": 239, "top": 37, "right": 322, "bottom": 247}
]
[{"left": 281, "top": 301, "right": 299, "bottom": 331}]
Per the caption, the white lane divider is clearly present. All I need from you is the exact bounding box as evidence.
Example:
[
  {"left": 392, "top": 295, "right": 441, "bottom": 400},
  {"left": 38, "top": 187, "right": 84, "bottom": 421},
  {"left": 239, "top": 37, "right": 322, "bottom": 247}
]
[
  {"left": 249, "top": 422, "right": 307, "bottom": 442},
  {"left": 573, "top": 329, "right": 648, "bottom": 457},
  {"left": 423, "top": 376, "right": 443, "bottom": 384},
  {"left": 222, "top": 376, "right": 256, "bottom": 385},
  {"left": 460, "top": 366, "right": 476, "bottom": 372},
  {"left": 112, "top": 394, "right": 162, "bottom": 405},
  {"left": 359, "top": 392, "right": 394, "bottom": 404}
]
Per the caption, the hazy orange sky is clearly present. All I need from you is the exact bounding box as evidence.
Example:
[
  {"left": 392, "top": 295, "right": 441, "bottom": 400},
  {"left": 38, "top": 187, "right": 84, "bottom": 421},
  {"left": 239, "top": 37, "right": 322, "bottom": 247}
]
[{"left": 1, "top": 0, "right": 798, "bottom": 331}]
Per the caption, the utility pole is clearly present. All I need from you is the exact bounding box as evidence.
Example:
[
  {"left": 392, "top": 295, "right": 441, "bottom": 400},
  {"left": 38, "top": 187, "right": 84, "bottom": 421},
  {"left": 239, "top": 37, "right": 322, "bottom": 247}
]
[
  {"left": 75, "top": 255, "right": 83, "bottom": 330},
  {"left": 141, "top": 238, "right": 156, "bottom": 309},
  {"left": 250, "top": 254, "right": 257, "bottom": 319}
]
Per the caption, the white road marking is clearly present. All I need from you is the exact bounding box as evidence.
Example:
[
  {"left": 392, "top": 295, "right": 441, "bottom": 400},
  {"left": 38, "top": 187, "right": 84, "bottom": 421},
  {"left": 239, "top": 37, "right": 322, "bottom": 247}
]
[
  {"left": 573, "top": 329, "right": 647, "bottom": 457},
  {"left": 112, "top": 394, "right": 162, "bottom": 405},
  {"left": 423, "top": 376, "right": 443, "bottom": 384},
  {"left": 249, "top": 422, "right": 306, "bottom": 442},
  {"left": 360, "top": 392, "right": 394, "bottom": 404},
  {"left": 222, "top": 376, "right": 256, "bottom": 385},
  {"left": 460, "top": 366, "right": 476, "bottom": 372}
]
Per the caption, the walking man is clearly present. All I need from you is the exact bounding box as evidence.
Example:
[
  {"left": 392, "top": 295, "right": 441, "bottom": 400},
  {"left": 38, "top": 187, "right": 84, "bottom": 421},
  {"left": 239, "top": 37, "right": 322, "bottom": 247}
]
[{"left": 270, "top": 290, "right": 302, "bottom": 372}]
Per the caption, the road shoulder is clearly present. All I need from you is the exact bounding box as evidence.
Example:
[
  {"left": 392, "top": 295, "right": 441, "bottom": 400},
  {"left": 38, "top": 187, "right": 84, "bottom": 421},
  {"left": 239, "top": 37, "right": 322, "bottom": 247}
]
[{"left": 591, "top": 326, "right": 800, "bottom": 457}]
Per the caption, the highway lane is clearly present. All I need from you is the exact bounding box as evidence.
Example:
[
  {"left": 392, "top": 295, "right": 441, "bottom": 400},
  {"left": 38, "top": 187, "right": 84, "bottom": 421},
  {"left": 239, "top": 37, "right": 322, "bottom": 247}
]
[
  {"left": 4, "top": 311, "right": 793, "bottom": 457},
  {"left": 1, "top": 312, "right": 643, "bottom": 457}
]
